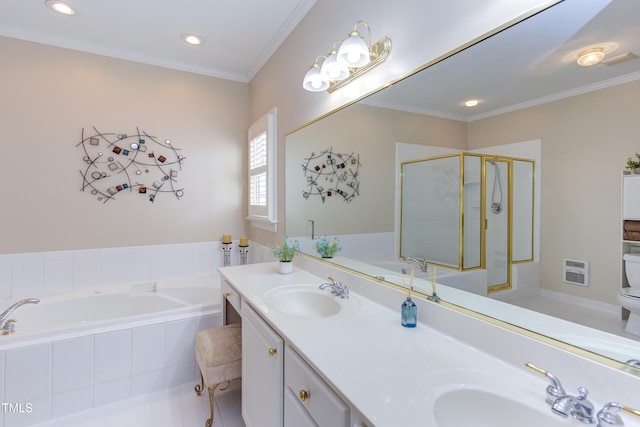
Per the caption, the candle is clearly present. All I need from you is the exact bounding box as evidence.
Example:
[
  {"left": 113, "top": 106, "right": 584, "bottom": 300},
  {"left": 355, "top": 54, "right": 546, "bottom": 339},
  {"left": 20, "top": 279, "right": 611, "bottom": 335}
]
[
  {"left": 222, "top": 234, "right": 231, "bottom": 244},
  {"left": 240, "top": 237, "right": 249, "bottom": 247}
]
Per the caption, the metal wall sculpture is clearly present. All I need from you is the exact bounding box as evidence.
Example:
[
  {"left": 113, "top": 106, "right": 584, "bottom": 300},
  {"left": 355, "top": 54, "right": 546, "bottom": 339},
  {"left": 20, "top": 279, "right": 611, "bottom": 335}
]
[{"left": 78, "top": 127, "right": 186, "bottom": 203}]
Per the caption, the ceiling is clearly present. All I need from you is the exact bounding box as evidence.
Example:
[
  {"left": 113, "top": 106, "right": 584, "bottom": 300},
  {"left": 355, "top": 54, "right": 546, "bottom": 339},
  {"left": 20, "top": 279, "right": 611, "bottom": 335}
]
[
  {"left": 0, "top": 0, "right": 315, "bottom": 82},
  {"left": 363, "top": 0, "right": 640, "bottom": 121},
  {"left": 1, "top": 0, "right": 638, "bottom": 111}
]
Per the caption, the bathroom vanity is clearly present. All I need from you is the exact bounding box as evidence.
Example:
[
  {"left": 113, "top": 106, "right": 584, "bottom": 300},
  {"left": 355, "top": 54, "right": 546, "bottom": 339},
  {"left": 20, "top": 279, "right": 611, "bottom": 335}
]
[{"left": 219, "top": 260, "right": 640, "bottom": 426}]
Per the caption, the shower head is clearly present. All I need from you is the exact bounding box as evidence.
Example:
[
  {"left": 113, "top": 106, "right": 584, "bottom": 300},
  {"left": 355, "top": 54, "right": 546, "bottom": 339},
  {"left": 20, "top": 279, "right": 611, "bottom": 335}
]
[{"left": 488, "top": 160, "right": 496, "bottom": 165}]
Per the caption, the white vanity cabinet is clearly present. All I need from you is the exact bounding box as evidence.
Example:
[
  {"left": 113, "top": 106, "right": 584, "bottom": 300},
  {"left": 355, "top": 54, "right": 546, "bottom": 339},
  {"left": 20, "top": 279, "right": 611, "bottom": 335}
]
[
  {"left": 241, "top": 302, "right": 284, "bottom": 427},
  {"left": 284, "top": 344, "right": 349, "bottom": 427},
  {"left": 239, "top": 297, "right": 365, "bottom": 427}
]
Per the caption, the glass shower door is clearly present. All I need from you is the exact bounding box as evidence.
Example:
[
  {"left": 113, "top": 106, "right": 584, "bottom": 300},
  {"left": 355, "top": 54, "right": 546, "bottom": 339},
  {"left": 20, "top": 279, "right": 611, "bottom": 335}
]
[{"left": 485, "top": 158, "right": 510, "bottom": 289}]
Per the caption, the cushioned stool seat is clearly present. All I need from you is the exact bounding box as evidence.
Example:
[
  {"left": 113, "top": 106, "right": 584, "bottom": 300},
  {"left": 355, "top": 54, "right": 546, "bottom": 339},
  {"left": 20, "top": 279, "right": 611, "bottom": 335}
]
[{"left": 195, "top": 323, "right": 242, "bottom": 427}]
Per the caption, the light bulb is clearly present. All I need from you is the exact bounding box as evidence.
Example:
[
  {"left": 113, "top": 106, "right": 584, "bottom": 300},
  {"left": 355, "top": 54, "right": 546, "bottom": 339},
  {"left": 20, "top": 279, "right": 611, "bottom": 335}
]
[
  {"left": 577, "top": 48, "right": 605, "bottom": 66},
  {"left": 347, "top": 51, "right": 360, "bottom": 64},
  {"left": 45, "top": 0, "right": 75, "bottom": 15}
]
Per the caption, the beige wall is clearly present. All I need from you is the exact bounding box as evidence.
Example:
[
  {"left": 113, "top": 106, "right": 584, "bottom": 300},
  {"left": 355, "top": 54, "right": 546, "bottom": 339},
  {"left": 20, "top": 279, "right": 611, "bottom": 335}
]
[
  {"left": 469, "top": 81, "right": 640, "bottom": 304},
  {"left": 0, "top": 36, "right": 249, "bottom": 254}
]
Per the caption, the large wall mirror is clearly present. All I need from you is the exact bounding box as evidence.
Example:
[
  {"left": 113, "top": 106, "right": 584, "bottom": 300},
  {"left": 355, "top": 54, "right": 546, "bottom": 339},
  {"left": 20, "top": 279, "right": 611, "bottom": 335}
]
[{"left": 286, "top": 0, "right": 640, "bottom": 368}]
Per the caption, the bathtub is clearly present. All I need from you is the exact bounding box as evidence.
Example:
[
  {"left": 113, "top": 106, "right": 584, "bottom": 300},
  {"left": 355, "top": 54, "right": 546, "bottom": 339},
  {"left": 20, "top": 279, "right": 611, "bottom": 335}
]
[
  {"left": 0, "top": 275, "right": 220, "bottom": 348},
  {"left": 0, "top": 275, "right": 222, "bottom": 425}
]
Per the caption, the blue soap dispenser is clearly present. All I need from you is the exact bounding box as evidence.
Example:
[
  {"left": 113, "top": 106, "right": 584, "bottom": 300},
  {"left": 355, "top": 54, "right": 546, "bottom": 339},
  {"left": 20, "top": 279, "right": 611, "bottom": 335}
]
[{"left": 401, "top": 269, "right": 417, "bottom": 328}]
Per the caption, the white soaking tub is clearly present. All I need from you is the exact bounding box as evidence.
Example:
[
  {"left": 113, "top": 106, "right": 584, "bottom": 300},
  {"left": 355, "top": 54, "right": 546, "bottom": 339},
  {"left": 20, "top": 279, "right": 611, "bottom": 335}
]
[
  {"left": 0, "top": 275, "right": 222, "bottom": 425},
  {"left": 0, "top": 275, "right": 220, "bottom": 347}
]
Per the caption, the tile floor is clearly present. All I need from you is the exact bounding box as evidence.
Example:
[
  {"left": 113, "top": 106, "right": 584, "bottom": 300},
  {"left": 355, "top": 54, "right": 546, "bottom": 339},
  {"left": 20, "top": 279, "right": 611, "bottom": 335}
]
[
  {"left": 32, "top": 381, "right": 245, "bottom": 427},
  {"left": 509, "top": 293, "right": 639, "bottom": 341}
]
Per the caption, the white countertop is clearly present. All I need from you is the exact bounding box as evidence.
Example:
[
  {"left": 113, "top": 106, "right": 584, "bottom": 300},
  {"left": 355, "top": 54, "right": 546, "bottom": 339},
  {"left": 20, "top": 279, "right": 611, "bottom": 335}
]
[{"left": 219, "top": 262, "right": 562, "bottom": 426}]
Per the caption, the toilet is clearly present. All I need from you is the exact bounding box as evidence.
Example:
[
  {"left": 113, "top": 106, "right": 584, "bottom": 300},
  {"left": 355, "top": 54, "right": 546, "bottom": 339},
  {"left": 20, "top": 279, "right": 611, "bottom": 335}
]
[{"left": 618, "top": 253, "right": 640, "bottom": 336}]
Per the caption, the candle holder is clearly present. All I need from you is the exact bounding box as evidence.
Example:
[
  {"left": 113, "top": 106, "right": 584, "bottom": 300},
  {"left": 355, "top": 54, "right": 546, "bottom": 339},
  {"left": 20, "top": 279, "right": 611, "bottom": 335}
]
[
  {"left": 239, "top": 244, "right": 249, "bottom": 265},
  {"left": 221, "top": 242, "right": 232, "bottom": 267}
]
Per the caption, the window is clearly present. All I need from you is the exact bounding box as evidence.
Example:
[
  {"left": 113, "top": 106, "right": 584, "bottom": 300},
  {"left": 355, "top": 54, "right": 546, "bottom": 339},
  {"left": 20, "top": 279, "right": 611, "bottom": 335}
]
[{"left": 247, "top": 107, "right": 277, "bottom": 231}]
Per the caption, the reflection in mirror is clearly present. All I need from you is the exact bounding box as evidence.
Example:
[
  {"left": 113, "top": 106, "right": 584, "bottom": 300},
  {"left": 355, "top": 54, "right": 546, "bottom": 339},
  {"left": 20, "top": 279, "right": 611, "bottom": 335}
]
[
  {"left": 512, "top": 160, "right": 535, "bottom": 262},
  {"left": 400, "top": 155, "right": 465, "bottom": 270},
  {"left": 285, "top": 0, "right": 640, "bottom": 367},
  {"left": 399, "top": 153, "right": 534, "bottom": 292},
  {"left": 484, "top": 158, "right": 510, "bottom": 290}
]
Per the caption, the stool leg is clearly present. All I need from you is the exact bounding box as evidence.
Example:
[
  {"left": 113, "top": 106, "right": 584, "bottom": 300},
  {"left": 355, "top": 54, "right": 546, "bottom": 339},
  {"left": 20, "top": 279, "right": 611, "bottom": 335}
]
[
  {"left": 205, "top": 382, "right": 231, "bottom": 427},
  {"left": 195, "top": 371, "right": 204, "bottom": 396}
]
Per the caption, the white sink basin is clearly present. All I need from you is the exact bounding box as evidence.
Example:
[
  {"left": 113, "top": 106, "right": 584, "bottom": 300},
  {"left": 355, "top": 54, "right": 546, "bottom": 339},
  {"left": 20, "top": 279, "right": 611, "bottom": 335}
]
[
  {"left": 263, "top": 284, "right": 358, "bottom": 318},
  {"left": 433, "top": 388, "right": 568, "bottom": 427}
]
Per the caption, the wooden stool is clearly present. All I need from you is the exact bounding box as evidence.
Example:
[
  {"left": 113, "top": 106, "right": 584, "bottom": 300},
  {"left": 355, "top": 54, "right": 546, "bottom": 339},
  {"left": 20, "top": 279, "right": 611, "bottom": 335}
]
[{"left": 194, "top": 323, "right": 242, "bottom": 427}]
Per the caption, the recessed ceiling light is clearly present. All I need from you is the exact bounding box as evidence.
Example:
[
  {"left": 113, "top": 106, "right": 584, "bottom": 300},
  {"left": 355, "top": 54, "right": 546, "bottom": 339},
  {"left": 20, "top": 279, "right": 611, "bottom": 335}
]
[
  {"left": 577, "top": 47, "right": 605, "bottom": 67},
  {"left": 182, "top": 34, "right": 204, "bottom": 46},
  {"left": 464, "top": 99, "right": 479, "bottom": 107},
  {"left": 44, "top": 0, "right": 75, "bottom": 15}
]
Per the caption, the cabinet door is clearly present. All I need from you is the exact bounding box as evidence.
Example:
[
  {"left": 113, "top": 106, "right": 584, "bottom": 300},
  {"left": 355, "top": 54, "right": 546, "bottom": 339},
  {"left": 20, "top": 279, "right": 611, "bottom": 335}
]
[
  {"left": 242, "top": 303, "right": 284, "bottom": 427},
  {"left": 623, "top": 175, "right": 640, "bottom": 219},
  {"left": 284, "top": 345, "right": 349, "bottom": 427}
]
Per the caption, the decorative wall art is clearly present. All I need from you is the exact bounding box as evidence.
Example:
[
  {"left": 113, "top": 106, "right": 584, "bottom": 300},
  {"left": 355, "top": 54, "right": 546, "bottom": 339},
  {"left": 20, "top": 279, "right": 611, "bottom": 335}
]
[
  {"left": 77, "top": 127, "right": 186, "bottom": 203},
  {"left": 302, "top": 147, "right": 360, "bottom": 203}
]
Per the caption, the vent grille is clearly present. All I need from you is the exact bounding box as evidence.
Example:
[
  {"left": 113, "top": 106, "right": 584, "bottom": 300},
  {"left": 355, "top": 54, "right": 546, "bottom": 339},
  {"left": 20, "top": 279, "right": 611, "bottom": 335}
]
[{"left": 563, "top": 258, "right": 588, "bottom": 286}]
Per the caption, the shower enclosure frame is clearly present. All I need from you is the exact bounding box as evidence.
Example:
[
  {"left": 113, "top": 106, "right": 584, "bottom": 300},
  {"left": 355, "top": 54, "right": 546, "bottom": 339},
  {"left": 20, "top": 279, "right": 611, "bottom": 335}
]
[{"left": 399, "top": 152, "right": 535, "bottom": 293}]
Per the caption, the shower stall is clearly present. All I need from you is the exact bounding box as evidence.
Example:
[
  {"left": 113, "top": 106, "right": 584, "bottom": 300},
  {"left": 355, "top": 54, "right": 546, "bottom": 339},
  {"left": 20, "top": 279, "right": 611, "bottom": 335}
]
[{"left": 399, "top": 152, "right": 534, "bottom": 292}]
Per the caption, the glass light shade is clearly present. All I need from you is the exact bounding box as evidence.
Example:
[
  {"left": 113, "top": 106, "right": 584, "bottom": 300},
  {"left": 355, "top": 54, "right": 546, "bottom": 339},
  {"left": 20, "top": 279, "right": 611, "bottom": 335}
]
[
  {"left": 302, "top": 65, "right": 330, "bottom": 92},
  {"left": 337, "top": 34, "right": 370, "bottom": 68},
  {"left": 320, "top": 53, "right": 349, "bottom": 81},
  {"left": 577, "top": 48, "right": 605, "bottom": 66}
]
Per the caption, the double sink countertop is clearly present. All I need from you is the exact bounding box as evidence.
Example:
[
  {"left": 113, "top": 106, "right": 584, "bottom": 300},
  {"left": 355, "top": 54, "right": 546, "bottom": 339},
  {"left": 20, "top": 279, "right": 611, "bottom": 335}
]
[{"left": 218, "top": 261, "right": 571, "bottom": 427}]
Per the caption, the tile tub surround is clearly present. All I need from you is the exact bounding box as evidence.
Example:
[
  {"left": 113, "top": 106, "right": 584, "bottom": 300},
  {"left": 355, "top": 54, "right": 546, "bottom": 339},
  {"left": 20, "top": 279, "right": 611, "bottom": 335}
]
[
  {"left": 0, "top": 241, "right": 272, "bottom": 301},
  {"left": 220, "top": 259, "right": 640, "bottom": 426},
  {"left": 0, "top": 275, "right": 222, "bottom": 427},
  {"left": 0, "top": 310, "right": 221, "bottom": 427}
]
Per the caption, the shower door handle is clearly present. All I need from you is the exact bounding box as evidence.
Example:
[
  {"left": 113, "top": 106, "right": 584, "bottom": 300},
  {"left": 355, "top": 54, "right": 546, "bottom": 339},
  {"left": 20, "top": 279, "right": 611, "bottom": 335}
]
[{"left": 485, "top": 219, "right": 488, "bottom": 230}]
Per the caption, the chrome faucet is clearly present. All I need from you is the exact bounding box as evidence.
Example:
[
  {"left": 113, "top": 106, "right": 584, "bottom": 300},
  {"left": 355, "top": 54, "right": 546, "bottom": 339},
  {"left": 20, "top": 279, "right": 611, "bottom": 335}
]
[
  {"left": 0, "top": 298, "right": 39, "bottom": 335},
  {"left": 525, "top": 362, "right": 596, "bottom": 424},
  {"left": 551, "top": 386, "right": 595, "bottom": 424},
  {"left": 624, "top": 359, "right": 640, "bottom": 368},
  {"left": 597, "top": 402, "right": 640, "bottom": 426},
  {"left": 403, "top": 256, "right": 428, "bottom": 273},
  {"left": 319, "top": 277, "right": 350, "bottom": 298}
]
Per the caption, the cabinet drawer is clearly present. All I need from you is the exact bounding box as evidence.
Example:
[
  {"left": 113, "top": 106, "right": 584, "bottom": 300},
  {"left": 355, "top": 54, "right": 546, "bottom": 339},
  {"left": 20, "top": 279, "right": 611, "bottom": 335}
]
[
  {"left": 221, "top": 280, "right": 241, "bottom": 313},
  {"left": 284, "top": 388, "right": 316, "bottom": 427},
  {"left": 285, "top": 344, "right": 348, "bottom": 427}
]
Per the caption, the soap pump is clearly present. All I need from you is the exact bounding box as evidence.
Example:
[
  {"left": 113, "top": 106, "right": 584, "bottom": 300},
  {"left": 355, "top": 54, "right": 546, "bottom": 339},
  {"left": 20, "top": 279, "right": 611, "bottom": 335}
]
[{"left": 401, "top": 269, "right": 417, "bottom": 328}]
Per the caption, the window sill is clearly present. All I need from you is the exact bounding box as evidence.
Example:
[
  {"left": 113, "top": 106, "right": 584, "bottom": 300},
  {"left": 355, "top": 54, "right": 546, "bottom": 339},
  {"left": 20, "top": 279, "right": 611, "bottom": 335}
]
[{"left": 248, "top": 217, "right": 278, "bottom": 232}]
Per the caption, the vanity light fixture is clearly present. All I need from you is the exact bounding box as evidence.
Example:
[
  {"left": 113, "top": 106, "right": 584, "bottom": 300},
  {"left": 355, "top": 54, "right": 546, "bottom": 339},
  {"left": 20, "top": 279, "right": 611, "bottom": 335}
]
[
  {"left": 44, "top": 0, "right": 75, "bottom": 15},
  {"left": 320, "top": 42, "right": 350, "bottom": 81},
  {"left": 303, "top": 20, "right": 391, "bottom": 93},
  {"left": 182, "top": 34, "right": 204, "bottom": 46},
  {"left": 577, "top": 47, "right": 605, "bottom": 67},
  {"left": 303, "top": 56, "right": 330, "bottom": 92}
]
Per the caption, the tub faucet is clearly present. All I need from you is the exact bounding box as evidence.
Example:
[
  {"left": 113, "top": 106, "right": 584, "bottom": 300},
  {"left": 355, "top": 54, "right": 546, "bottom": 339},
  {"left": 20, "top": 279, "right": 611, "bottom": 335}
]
[
  {"left": 403, "top": 256, "right": 428, "bottom": 273},
  {"left": 319, "top": 277, "right": 349, "bottom": 298},
  {"left": 0, "top": 298, "right": 39, "bottom": 335}
]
